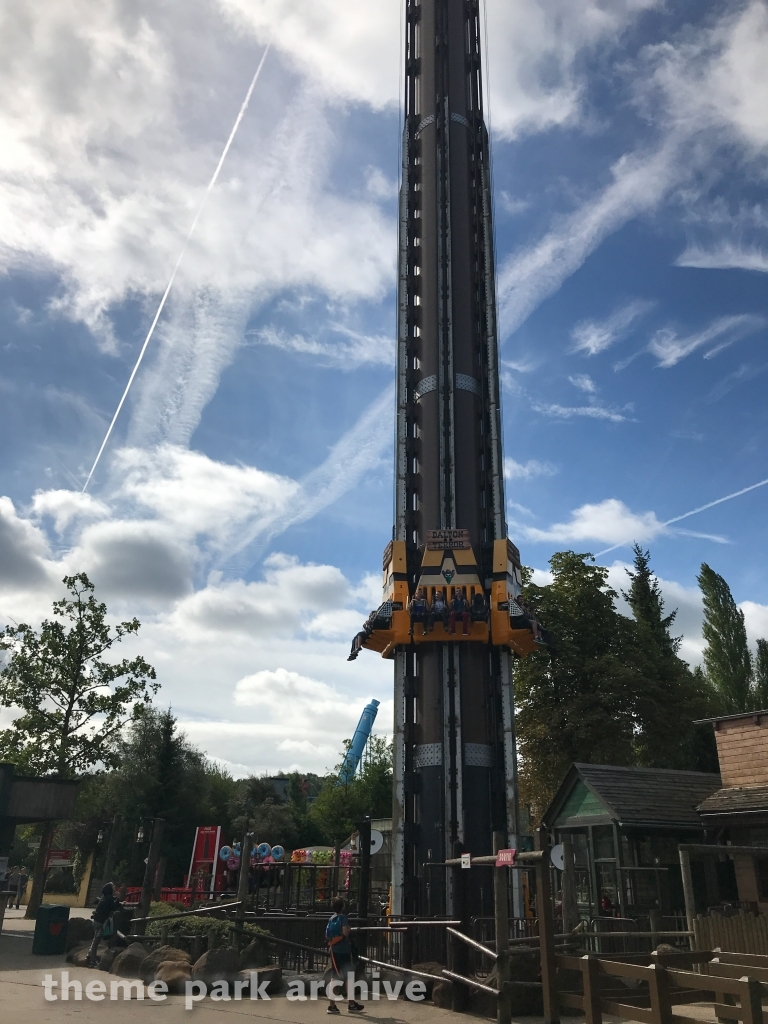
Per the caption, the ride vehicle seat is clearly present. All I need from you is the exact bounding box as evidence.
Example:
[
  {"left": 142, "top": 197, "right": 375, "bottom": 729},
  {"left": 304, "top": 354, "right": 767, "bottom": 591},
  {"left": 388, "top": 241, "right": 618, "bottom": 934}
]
[{"left": 470, "top": 591, "right": 488, "bottom": 622}]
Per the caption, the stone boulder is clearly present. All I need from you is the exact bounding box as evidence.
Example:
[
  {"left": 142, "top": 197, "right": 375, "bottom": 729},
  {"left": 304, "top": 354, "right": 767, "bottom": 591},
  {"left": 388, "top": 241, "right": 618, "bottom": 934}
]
[
  {"left": 66, "top": 944, "right": 94, "bottom": 968},
  {"left": 98, "top": 947, "right": 121, "bottom": 973},
  {"left": 140, "top": 945, "right": 191, "bottom": 983},
  {"left": 155, "top": 960, "right": 192, "bottom": 994},
  {"left": 234, "top": 966, "right": 282, "bottom": 995},
  {"left": 411, "top": 962, "right": 444, "bottom": 999},
  {"left": 431, "top": 980, "right": 453, "bottom": 1008},
  {"left": 109, "top": 942, "right": 149, "bottom": 978},
  {"left": 192, "top": 947, "right": 242, "bottom": 987},
  {"left": 65, "top": 917, "right": 95, "bottom": 952},
  {"left": 240, "top": 938, "right": 272, "bottom": 970}
]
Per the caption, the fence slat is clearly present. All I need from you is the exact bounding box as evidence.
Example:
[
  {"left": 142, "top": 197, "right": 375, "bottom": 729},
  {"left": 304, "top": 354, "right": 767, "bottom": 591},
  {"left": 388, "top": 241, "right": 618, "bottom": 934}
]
[
  {"left": 601, "top": 1001, "right": 654, "bottom": 1023},
  {"left": 582, "top": 956, "right": 602, "bottom": 1024},
  {"left": 648, "top": 963, "right": 673, "bottom": 1024},
  {"left": 738, "top": 977, "right": 762, "bottom": 1024}
]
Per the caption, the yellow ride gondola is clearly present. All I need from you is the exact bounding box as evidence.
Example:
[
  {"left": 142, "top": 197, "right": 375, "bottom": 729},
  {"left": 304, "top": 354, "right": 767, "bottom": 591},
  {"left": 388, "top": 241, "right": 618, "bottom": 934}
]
[{"left": 348, "top": 530, "right": 546, "bottom": 661}]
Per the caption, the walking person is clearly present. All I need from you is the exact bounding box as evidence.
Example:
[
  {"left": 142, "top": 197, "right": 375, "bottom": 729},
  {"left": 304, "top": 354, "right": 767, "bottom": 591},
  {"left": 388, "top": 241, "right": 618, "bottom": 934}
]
[
  {"left": 325, "top": 897, "right": 364, "bottom": 1014},
  {"left": 86, "top": 882, "right": 120, "bottom": 966},
  {"left": 6, "top": 865, "right": 19, "bottom": 902},
  {"left": 15, "top": 866, "right": 28, "bottom": 909}
]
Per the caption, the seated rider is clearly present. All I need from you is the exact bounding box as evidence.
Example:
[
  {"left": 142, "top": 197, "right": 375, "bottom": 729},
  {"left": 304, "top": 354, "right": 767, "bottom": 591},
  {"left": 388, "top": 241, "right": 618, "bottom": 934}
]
[
  {"left": 347, "top": 606, "right": 386, "bottom": 661},
  {"left": 470, "top": 590, "right": 488, "bottom": 622},
  {"left": 449, "top": 587, "right": 470, "bottom": 636},
  {"left": 408, "top": 587, "right": 430, "bottom": 636},
  {"left": 429, "top": 589, "right": 449, "bottom": 632}
]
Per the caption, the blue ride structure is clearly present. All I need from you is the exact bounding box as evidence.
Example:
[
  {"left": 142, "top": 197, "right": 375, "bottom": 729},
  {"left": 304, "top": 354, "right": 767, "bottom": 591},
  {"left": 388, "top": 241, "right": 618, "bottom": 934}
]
[{"left": 338, "top": 699, "right": 380, "bottom": 784}]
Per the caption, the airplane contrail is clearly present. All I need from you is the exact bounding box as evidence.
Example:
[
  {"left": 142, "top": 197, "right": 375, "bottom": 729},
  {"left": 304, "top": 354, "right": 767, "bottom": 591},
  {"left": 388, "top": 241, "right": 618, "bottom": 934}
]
[
  {"left": 596, "top": 476, "right": 768, "bottom": 558},
  {"left": 82, "top": 45, "right": 271, "bottom": 493}
]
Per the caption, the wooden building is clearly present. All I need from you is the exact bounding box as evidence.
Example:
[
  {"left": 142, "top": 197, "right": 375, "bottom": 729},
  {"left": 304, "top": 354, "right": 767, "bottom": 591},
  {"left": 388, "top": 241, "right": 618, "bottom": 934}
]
[
  {"left": 541, "top": 763, "right": 721, "bottom": 919},
  {"left": 697, "top": 711, "right": 768, "bottom": 909}
]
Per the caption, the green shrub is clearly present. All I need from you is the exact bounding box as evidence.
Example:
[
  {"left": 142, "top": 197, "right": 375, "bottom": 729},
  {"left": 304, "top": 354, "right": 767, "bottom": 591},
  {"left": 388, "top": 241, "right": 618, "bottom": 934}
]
[{"left": 144, "top": 901, "right": 272, "bottom": 950}]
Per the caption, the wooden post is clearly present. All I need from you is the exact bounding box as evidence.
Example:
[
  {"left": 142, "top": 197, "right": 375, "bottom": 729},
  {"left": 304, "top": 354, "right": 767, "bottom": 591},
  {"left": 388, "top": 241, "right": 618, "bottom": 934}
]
[
  {"left": 357, "top": 818, "right": 371, "bottom": 958},
  {"left": 233, "top": 836, "right": 251, "bottom": 947},
  {"left": 494, "top": 831, "right": 511, "bottom": 1024},
  {"left": 650, "top": 909, "right": 661, "bottom": 951},
  {"left": 581, "top": 955, "right": 601, "bottom": 1024},
  {"left": 561, "top": 835, "right": 579, "bottom": 935},
  {"left": 450, "top": 841, "right": 470, "bottom": 1012},
  {"left": 134, "top": 818, "right": 166, "bottom": 935},
  {"left": 535, "top": 827, "right": 559, "bottom": 1024},
  {"left": 153, "top": 856, "right": 167, "bottom": 902},
  {"left": 739, "top": 977, "right": 762, "bottom": 1024},
  {"left": 678, "top": 848, "right": 696, "bottom": 943},
  {"left": 102, "top": 814, "right": 123, "bottom": 890},
  {"left": 647, "top": 962, "right": 672, "bottom": 1024}
]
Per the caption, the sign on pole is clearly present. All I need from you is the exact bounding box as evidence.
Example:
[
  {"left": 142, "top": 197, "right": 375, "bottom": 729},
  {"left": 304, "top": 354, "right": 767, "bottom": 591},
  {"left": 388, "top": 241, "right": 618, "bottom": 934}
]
[
  {"left": 495, "top": 848, "right": 517, "bottom": 867},
  {"left": 461, "top": 852, "right": 471, "bottom": 869}
]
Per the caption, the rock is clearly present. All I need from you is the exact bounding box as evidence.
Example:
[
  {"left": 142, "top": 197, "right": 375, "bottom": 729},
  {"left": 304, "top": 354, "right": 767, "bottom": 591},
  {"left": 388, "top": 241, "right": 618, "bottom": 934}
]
[
  {"left": 98, "top": 947, "right": 121, "bottom": 973},
  {"left": 240, "top": 938, "right": 272, "bottom": 970},
  {"left": 155, "top": 960, "right": 192, "bottom": 994},
  {"left": 192, "top": 946, "right": 242, "bottom": 987},
  {"left": 431, "top": 980, "right": 453, "bottom": 1008},
  {"left": 469, "top": 985, "right": 497, "bottom": 1018},
  {"left": 65, "top": 917, "right": 95, "bottom": 952},
  {"left": 234, "top": 966, "right": 282, "bottom": 995},
  {"left": 410, "top": 962, "right": 444, "bottom": 998},
  {"left": 109, "top": 942, "right": 149, "bottom": 978},
  {"left": 66, "top": 944, "right": 94, "bottom": 968},
  {"left": 140, "top": 945, "right": 191, "bottom": 983}
]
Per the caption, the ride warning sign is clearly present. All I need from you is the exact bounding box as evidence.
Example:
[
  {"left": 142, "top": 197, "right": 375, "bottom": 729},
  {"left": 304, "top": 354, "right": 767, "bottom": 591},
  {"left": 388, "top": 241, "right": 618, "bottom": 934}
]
[
  {"left": 426, "top": 529, "right": 471, "bottom": 550},
  {"left": 495, "top": 848, "right": 517, "bottom": 867}
]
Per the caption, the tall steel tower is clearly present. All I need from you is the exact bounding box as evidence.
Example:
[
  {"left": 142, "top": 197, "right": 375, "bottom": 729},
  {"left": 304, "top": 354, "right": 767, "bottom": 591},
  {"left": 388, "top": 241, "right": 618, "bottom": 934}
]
[{"left": 350, "top": 0, "right": 543, "bottom": 915}]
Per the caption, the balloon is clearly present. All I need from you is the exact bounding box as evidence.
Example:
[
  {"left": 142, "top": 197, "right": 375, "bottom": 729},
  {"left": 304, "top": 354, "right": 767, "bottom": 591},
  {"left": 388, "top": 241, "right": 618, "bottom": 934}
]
[
  {"left": 227, "top": 856, "right": 239, "bottom": 871},
  {"left": 271, "top": 845, "right": 284, "bottom": 861},
  {"left": 257, "top": 842, "right": 271, "bottom": 859},
  {"left": 219, "top": 846, "right": 232, "bottom": 861}
]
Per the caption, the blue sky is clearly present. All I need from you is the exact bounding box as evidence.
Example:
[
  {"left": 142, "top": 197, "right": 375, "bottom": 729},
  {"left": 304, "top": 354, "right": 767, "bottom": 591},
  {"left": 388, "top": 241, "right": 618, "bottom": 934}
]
[{"left": 1, "top": 0, "right": 767, "bottom": 777}]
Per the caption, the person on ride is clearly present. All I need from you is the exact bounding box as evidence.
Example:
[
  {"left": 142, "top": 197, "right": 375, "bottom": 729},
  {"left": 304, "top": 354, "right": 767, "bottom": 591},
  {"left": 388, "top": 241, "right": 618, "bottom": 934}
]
[
  {"left": 325, "top": 897, "right": 364, "bottom": 1014},
  {"left": 470, "top": 590, "right": 488, "bottom": 622},
  {"left": 450, "top": 587, "right": 470, "bottom": 635},
  {"left": 407, "top": 587, "right": 430, "bottom": 636},
  {"left": 429, "top": 589, "right": 449, "bottom": 632}
]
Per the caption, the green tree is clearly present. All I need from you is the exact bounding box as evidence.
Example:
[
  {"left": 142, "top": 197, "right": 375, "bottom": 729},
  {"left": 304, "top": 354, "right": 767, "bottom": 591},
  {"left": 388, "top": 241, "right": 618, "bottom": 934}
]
[
  {"left": 514, "top": 552, "right": 641, "bottom": 819},
  {"left": 624, "top": 545, "right": 719, "bottom": 770},
  {"left": 0, "top": 573, "right": 158, "bottom": 916},
  {"left": 698, "top": 563, "right": 753, "bottom": 712},
  {"left": 309, "top": 736, "right": 393, "bottom": 843},
  {"left": 754, "top": 639, "right": 768, "bottom": 711},
  {"left": 71, "top": 707, "right": 237, "bottom": 888}
]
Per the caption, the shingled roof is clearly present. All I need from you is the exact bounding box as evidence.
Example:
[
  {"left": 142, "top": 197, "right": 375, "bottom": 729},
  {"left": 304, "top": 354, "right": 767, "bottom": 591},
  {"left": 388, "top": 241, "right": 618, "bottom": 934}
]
[
  {"left": 543, "top": 763, "right": 721, "bottom": 829},
  {"left": 698, "top": 784, "right": 768, "bottom": 818}
]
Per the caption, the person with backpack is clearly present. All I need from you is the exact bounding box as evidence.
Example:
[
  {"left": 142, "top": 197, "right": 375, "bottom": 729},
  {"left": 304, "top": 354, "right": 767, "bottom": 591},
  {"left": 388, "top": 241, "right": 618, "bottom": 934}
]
[
  {"left": 86, "top": 882, "right": 121, "bottom": 966},
  {"left": 325, "top": 897, "right": 364, "bottom": 1014}
]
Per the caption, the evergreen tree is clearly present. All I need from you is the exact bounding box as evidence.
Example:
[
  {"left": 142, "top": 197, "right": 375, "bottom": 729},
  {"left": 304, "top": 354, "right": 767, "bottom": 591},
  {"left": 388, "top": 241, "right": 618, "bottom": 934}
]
[
  {"left": 624, "top": 546, "right": 718, "bottom": 770},
  {"left": 514, "top": 552, "right": 642, "bottom": 819},
  {"left": 754, "top": 639, "right": 768, "bottom": 711},
  {"left": 698, "top": 563, "right": 753, "bottom": 712}
]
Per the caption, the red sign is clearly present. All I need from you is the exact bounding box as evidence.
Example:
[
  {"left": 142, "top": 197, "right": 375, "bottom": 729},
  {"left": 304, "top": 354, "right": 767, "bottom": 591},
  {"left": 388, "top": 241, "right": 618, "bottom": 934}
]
[
  {"left": 46, "top": 849, "right": 72, "bottom": 869},
  {"left": 186, "top": 826, "right": 223, "bottom": 895},
  {"left": 495, "top": 848, "right": 517, "bottom": 867}
]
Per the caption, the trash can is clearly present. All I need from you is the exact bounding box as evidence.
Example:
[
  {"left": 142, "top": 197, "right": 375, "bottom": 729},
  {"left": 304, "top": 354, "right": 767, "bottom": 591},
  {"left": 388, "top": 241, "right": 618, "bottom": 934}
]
[{"left": 32, "top": 904, "right": 70, "bottom": 955}]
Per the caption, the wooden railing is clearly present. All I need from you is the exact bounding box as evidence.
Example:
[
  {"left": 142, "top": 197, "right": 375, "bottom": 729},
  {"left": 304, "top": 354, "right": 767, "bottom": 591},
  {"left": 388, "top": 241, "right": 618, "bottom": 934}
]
[{"left": 556, "top": 950, "right": 768, "bottom": 1024}]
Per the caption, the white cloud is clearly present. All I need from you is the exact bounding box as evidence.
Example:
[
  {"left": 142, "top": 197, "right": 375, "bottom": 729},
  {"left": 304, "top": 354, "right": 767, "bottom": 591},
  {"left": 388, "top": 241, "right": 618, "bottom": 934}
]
[
  {"left": 676, "top": 243, "right": 768, "bottom": 273},
  {"left": 648, "top": 315, "right": 766, "bottom": 368},
  {"left": 0, "top": 497, "right": 54, "bottom": 590},
  {"left": 31, "top": 489, "right": 111, "bottom": 535},
  {"left": 743, "top": 602, "right": 768, "bottom": 646},
  {"left": 571, "top": 301, "right": 654, "bottom": 356},
  {"left": 568, "top": 373, "right": 597, "bottom": 393},
  {"left": 252, "top": 325, "right": 395, "bottom": 369},
  {"left": 504, "top": 457, "right": 557, "bottom": 480},
  {"left": 523, "top": 498, "right": 666, "bottom": 546},
  {"left": 531, "top": 402, "right": 630, "bottom": 423}
]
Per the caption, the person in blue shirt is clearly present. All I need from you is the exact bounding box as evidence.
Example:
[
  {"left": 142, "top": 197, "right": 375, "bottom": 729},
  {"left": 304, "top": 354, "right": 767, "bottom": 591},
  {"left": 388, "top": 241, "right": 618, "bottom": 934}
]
[{"left": 325, "top": 897, "right": 364, "bottom": 1014}]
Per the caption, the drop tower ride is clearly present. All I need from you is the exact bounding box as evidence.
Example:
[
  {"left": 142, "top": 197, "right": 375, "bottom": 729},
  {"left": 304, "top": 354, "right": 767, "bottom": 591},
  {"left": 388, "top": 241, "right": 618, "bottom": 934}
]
[{"left": 350, "top": 0, "right": 544, "bottom": 915}]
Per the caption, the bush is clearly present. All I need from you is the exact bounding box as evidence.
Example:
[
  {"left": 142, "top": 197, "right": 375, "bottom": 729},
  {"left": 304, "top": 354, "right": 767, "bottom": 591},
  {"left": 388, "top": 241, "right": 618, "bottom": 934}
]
[
  {"left": 144, "top": 901, "right": 273, "bottom": 950},
  {"left": 44, "top": 867, "right": 77, "bottom": 894}
]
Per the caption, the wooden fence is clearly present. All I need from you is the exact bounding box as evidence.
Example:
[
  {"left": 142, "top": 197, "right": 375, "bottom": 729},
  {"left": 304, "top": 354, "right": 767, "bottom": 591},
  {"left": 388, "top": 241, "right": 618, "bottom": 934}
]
[
  {"left": 693, "top": 912, "right": 768, "bottom": 955},
  {"left": 556, "top": 950, "right": 768, "bottom": 1024}
]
